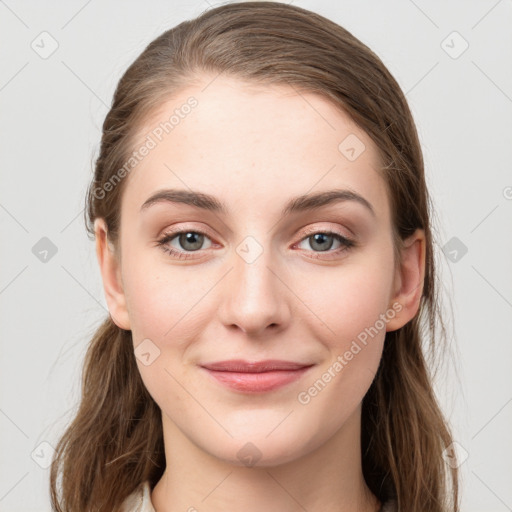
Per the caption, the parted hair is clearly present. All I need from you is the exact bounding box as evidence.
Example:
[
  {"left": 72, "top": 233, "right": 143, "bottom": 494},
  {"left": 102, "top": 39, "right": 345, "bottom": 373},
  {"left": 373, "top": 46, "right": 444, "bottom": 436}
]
[{"left": 50, "top": 2, "right": 459, "bottom": 511}]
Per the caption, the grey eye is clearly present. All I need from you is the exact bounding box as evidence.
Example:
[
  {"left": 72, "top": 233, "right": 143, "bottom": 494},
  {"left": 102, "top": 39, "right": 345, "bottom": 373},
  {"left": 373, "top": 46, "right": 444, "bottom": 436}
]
[
  {"left": 170, "top": 232, "right": 212, "bottom": 252},
  {"left": 298, "top": 233, "right": 340, "bottom": 252}
]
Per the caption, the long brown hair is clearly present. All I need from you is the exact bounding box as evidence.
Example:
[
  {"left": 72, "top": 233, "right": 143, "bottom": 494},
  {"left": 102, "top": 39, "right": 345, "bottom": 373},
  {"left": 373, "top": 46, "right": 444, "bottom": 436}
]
[{"left": 50, "top": 2, "right": 459, "bottom": 510}]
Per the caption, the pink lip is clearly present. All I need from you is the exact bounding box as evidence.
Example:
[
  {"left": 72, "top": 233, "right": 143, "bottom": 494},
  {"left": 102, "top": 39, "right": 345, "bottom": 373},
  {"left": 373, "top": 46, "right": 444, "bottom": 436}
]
[{"left": 200, "top": 359, "right": 314, "bottom": 392}]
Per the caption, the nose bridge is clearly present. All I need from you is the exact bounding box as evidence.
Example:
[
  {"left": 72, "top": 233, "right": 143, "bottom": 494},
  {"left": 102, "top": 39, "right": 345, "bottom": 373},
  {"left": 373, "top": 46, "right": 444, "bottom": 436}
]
[{"left": 218, "top": 233, "right": 289, "bottom": 335}]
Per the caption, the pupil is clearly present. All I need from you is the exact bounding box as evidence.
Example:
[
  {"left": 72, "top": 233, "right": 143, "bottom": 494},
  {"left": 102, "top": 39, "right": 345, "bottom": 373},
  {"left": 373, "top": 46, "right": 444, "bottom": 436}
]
[
  {"left": 312, "top": 233, "right": 332, "bottom": 251},
  {"left": 181, "top": 232, "right": 203, "bottom": 251}
]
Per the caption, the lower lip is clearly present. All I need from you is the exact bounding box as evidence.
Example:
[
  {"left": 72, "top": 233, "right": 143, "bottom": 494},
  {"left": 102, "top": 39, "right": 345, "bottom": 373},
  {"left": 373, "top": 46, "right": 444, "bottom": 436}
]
[{"left": 201, "top": 367, "right": 313, "bottom": 392}]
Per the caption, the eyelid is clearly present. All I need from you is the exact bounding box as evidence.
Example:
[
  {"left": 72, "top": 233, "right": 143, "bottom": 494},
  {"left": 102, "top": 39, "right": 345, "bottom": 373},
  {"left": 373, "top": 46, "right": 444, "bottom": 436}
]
[
  {"left": 156, "top": 222, "right": 356, "bottom": 263},
  {"left": 158, "top": 222, "right": 354, "bottom": 245},
  {"left": 158, "top": 223, "right": 217, "bottom": 242},
  {"left": 296, "top": 223, "right": 354, "bottom": 242}
]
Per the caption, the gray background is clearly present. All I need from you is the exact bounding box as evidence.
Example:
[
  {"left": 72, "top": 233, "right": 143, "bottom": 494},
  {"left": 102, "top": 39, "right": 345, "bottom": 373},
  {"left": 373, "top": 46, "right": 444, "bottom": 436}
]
[{"left": 1, "top": 0, "right": 511, "bottom": 510}]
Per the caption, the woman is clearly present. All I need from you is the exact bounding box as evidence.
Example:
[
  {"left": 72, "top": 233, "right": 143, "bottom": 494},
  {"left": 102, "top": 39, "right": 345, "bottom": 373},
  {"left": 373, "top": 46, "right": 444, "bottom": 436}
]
[{"left": 50, "top": 2, "right": 459, "bottom": 511}]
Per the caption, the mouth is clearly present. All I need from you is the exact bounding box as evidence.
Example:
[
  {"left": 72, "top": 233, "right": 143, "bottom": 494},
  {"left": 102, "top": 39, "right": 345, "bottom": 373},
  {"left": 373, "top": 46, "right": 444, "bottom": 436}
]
[{"left": 200, "top": 359, "right": 315, "bottom": 393}]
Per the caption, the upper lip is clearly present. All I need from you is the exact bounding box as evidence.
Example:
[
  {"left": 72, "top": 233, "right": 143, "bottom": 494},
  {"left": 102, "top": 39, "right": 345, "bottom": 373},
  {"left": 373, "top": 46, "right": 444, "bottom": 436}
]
[{"left": 201, "top": 359, "right": 313, "bottom": 373}]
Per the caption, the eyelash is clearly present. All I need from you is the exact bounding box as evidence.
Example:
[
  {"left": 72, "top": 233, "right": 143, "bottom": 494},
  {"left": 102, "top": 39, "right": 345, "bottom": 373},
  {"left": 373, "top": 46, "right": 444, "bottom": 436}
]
[{"left": 156, "top": 227, "right": 356, "bottom": 261}]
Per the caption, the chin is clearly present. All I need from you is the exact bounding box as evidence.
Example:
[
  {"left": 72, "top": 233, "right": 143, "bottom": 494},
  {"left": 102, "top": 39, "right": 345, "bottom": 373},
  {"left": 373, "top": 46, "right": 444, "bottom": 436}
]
[{"left": 198, "top": 426, "right": 315, "bottom": 468}]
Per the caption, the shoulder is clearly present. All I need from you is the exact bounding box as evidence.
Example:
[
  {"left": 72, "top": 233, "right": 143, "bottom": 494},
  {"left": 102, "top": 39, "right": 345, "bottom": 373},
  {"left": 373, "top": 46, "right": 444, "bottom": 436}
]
[
  {"left": 119, "top": 481, "right": 156, "bottom": 512},
  {"left": 117, "top": 480, "right": 397, "bottom": 512}
]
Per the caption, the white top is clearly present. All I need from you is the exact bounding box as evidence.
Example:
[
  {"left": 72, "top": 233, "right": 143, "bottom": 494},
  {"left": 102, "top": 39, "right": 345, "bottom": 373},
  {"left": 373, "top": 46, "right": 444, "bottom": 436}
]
[
  {"left": 120, "top": 480, "right": 397, "bottom": 512},
  {"left": 120, "top": 481, "right": 156, "bottom": 512}
]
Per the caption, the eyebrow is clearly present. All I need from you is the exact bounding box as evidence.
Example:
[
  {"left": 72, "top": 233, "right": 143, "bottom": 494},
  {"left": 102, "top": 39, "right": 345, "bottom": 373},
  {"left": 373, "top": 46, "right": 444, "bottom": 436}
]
[{"left": 140, "top": 188, "right": 376, "bottom": 218}]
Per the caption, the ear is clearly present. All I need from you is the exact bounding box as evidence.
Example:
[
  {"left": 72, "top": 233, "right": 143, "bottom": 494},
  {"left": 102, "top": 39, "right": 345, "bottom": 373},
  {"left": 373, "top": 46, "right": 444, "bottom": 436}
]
[
  {"left": 94, "top": 218, "right": 131, "bottom": 330},
  {"left": 385, "top": 228, "right": 426, "bottom": 332}
]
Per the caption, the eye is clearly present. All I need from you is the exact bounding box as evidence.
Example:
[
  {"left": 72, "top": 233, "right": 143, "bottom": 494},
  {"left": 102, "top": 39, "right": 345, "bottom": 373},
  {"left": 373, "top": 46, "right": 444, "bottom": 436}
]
[
  {"left": 157, "top": 229, "right": 213, "bottom": 259},
  {"left": 295, "top": 230, "right": 355, "bottom": 259},
  {"left": 156, "top": 227, "right": 356, "bottom": 261}
]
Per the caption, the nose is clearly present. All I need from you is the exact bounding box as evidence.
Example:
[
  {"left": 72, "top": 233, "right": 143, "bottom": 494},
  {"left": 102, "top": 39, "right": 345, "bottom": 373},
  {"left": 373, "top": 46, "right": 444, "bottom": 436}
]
[{"left": 216, "top": 242, "right": 291, "bottom": 338}]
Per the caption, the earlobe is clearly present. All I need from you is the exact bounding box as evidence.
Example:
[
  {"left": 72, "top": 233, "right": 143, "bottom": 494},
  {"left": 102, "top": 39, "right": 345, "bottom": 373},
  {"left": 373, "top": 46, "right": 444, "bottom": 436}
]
[
  {"left": 386, "top": 229, "right": 426, "bottom": 332},
  {"left": 94, "top": 218, "right": 131, "bottom": 330}
]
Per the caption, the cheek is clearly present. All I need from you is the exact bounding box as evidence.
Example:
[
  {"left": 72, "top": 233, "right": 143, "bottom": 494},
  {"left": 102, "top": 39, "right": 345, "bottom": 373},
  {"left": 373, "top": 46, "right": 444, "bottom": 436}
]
[
  {"left": 122, "top": 250, "right": 214, "bottom": 345},
  {"left": 293, "top": 258, "right": 393, "bottom": 431},
  {"left": 122, "top": 233, "right": 395, "bottom": 347},
  {"left": 294, "top": 247, "right": 395, "bottom": 409},
  {"left": 299, "top": 253, "right": 395, "bottom": 348},
  {"left": 124, "top": 274, "right": 173, "bottom": 340},
  {"left": 121, "top": 246, "right": 171, "bottom": 327},
  {"left": 121, "top": 256, "right": 208, "bottom": 412}
]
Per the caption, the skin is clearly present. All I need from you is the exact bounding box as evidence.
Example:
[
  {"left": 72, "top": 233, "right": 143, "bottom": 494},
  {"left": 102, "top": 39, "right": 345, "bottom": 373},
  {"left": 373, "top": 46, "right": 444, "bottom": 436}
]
[{"left": 95, "top": 74, "right": 425, "bottom": 512}]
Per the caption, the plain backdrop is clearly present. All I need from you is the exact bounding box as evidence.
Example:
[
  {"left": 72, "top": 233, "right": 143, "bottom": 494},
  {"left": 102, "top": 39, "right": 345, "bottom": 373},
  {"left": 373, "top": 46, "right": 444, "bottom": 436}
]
[{"left": 1, "top": 1, "right": 511, "bottom": 510}]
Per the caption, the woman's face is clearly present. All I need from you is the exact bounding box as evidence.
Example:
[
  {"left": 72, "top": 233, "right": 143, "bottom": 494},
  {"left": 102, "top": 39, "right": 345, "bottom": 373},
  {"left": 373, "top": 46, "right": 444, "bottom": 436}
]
[{"left": 97, "top": 74, "right": 421, "bottom": 467}]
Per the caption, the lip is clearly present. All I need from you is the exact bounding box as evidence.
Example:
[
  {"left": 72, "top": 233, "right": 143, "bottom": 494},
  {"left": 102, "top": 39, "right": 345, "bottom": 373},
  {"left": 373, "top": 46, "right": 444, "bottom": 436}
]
[
  {"left": 200, "top": 359, "right": 315, "bottom": 392},
  {"left": 201, "top": 359, "right": 312, "bottom": 372}
]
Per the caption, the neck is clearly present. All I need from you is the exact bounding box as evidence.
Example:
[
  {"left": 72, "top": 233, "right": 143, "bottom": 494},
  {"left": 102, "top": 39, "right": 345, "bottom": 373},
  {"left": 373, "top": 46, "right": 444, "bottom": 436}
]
[{"left": 151, "top": 403, "right": 381, "bottom": 512}]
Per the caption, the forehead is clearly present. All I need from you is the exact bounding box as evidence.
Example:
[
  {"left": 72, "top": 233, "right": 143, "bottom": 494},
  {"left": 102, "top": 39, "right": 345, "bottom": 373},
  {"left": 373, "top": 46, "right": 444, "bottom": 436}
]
[{"left": 121, "top": 74, "right": 390, "bottom": 223}]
